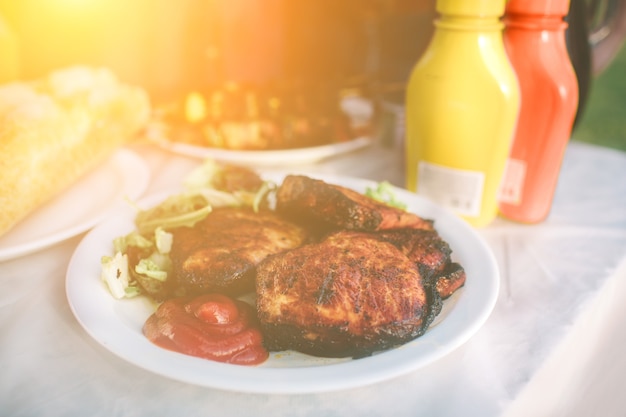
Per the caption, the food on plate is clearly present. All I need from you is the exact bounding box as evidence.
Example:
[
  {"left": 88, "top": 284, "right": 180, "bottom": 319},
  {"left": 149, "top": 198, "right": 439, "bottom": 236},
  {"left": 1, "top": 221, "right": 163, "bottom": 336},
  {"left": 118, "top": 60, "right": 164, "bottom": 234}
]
[
  {"left": 101, "top": 160, "right": 466, "bottom": 364},
  {"left": 276, "top": 174, "right": 434, "bottom": 233},
  {"left": 373, "top": 228, "right": 466, "bottom": 299},
  {"left": 434, "top": 263, "right": 467, "bottom": 299},
  {"left": 256, "top": 178, "right": 466, "bottom": 358},
  {"left": 149, "top": 82, "right": 375, "bottom": 151},
  {"left": 103, "top": 161, "right": 274, "bottom": 300},
  {"left": 0, "top": 66, "right": 150, "bottom": 237},
  {"left": 256, "top": 229, "right": 441, "bottom": 358},
  {"left": 143, "top": 293, "right": 268, "bottom": 365},
  {"left": 375, "top": 228, "right": 451, "bottom": 279},
  {"left": 169, "top": 207, "right": 309, "bottom": 296}
]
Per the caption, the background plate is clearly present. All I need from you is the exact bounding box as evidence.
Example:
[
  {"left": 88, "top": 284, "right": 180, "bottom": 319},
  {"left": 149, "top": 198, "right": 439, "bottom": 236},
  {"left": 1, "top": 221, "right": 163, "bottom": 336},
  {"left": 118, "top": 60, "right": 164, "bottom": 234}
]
[
  {"left": 0, "top": 149, "right": 150, "bottom": 262},
  {"left": 156, "top": 136, "right": 372, "bottom": 166}
]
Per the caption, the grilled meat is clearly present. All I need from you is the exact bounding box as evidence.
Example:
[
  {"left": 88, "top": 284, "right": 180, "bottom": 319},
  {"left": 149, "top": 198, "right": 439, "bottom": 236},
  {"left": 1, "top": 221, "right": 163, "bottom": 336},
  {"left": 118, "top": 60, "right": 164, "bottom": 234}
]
[
  {"left": 256, "top": 230, "right": 442, "bottom": 358},
  {"left": 375, "top": 228, "right": 451, "bottom": 280},
  {"left": 435, "top": 262, "right": 467, "bottom": 299},
  {"left": 375, "top": 228, "right": 466, "bottom": 299},
  {"left": 149, "top": 172, "right": 464, "bottom": 360},
  {"left": 276, "top": 175, "right": 434, "bottom": 233},
  {"left": 169, "top": 207, "right": 308, "bottom": 296},
  {"left": 210, "top": 164, "right": 265, "bottom": 193}
]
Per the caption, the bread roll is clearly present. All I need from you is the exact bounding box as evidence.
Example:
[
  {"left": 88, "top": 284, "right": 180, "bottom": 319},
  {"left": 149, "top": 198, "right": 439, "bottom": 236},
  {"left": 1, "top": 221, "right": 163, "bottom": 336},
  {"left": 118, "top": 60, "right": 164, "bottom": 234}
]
[{"left": 0, "top": 66, "right": 150, "bottom": 237}]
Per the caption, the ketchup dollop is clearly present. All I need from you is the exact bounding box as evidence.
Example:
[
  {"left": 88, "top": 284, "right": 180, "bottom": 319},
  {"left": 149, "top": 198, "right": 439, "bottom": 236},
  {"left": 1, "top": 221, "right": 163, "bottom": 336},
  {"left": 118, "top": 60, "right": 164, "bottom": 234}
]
[{"left": 143, "top": 293, "right": 269, "bottom": 365}]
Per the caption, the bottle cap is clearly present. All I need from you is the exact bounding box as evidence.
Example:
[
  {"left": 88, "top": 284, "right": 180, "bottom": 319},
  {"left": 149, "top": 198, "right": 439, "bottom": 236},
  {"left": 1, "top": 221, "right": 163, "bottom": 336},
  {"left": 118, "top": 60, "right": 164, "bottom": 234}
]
[
  {"left": 505, "top": 0, "right": 571, "bottom": 16},
  {"left": 437, "top": 0, "right": 507, "bottom": 17}
]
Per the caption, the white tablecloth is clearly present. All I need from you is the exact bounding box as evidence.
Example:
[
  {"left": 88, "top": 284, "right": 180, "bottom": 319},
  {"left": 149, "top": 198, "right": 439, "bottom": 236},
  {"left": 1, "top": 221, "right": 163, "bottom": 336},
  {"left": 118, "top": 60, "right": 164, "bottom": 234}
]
[{"left": 1, "top": 140, "right": 625, "bottom": 417}]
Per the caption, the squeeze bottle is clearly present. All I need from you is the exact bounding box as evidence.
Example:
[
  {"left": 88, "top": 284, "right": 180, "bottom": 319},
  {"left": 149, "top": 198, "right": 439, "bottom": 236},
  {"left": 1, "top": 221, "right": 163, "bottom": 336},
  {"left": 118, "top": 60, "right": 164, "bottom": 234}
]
[
  {"left": 405, "top": 0, "right": 520, "bottom": 228},
  {"left": 498, "top": 0, "right": 578, "bottom": 223}
]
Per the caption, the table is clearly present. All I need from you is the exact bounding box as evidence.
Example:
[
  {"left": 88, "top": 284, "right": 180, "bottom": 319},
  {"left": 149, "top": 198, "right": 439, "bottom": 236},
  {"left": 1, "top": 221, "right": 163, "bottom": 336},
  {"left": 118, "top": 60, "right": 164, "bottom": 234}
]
[{"left": 1, "top": 140, "right": 625, "bottom": 417}]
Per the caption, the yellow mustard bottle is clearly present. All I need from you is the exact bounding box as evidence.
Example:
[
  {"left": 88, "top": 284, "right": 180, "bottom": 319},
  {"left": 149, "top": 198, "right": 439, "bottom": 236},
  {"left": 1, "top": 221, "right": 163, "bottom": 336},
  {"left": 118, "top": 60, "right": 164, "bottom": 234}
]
[
  {"left": 405, "top": 0, "right": 520, "bottom": 227},
  {"left": 0, "top": 12, "right": 19, "bottom": 83}
]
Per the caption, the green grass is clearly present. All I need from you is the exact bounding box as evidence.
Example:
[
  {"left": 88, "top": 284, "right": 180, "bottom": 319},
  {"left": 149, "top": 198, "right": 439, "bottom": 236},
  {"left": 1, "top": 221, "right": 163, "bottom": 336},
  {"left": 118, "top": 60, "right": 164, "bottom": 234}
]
[{"left": 572, "top": 44, "right": 626, "bottom": 152}]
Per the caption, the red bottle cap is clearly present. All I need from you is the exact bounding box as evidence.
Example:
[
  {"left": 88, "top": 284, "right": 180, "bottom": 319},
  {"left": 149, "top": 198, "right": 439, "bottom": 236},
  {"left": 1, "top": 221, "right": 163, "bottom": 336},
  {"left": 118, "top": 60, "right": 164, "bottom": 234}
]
[{"left": 505, "top": 0, "right": 571, "bottom": 16}]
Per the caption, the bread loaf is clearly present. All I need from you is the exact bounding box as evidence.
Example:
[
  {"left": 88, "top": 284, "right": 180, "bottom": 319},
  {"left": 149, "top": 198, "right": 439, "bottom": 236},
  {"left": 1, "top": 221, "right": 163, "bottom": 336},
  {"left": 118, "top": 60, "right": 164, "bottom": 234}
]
[{"left": 0, "top": 66, "right": 150, "bottom": 237}]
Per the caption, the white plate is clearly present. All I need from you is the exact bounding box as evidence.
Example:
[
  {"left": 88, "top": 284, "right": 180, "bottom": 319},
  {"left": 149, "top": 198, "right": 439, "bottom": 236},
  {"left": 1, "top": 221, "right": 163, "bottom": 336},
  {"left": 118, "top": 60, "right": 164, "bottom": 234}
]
[
  {"left": 65, "top": 173, "right": 499, "bottom": 394},
  {"left": 156, "top": 136, "right": 372, "bottom": 166},
  {"left": 0, "top": 149, "right": 150, "bottom": 262}
]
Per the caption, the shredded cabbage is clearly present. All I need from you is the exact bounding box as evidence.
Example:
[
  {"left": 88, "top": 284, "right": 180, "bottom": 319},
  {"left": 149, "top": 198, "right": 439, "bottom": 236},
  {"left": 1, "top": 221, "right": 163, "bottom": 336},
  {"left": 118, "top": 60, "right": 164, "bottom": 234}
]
[
  {"left": 183, "top": 159, "right": 222, "bottom": 190},
  {"left": 135, "top": 258, "right": 168, "bottom": 282},
  {"left": 154, "top": 227, "right": 173, "bottom": 254},
  {"left": 365, "top": 181, "right": 407, "bottom": 210},
  {"left": 113, "top": 231, "right": 153, "bottom": 253},
  {"left": 135, "top": 194, "right": 213, "bottom": 235},
  {"left": 101, "top": 252, "right": 130, "bottom": 299}
]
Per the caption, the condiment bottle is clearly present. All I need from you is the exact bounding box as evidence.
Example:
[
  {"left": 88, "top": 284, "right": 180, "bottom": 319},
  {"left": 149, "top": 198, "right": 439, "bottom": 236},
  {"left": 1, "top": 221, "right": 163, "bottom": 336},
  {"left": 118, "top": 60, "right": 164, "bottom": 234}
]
[
  {"left": 0, "top": 13, "right": 19, "bottom": 83},
  {"left": 405, "top": 0, "right": 520, "bottom": 228},
  {"left": 498, "top": 0, "right": 578, "bottom": 223}
]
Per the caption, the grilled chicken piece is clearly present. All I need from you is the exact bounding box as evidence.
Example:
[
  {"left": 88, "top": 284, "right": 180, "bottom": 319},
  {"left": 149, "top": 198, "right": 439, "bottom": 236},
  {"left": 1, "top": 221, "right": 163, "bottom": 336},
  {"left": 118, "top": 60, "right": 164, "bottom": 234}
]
[
  {"left": 170, "top": 207, "right": 308, "bottom": 296},
  {"left": 375, "top": 228, "right": 451, "bottom": 280},
  {"left": 210, "top": 164, "right": 265, "bottom": 193},
  {"left": 256, "top": 230, "right": 441, "bottom": 358},
  {"left": 276, "top": 175, "right": 434, "bottom": 232},
  {"left": 375, "top": 228, "right": 466, "bottom": 299},
  {"left": 435, "top": 262, "right": 466, "bottom": 299}
]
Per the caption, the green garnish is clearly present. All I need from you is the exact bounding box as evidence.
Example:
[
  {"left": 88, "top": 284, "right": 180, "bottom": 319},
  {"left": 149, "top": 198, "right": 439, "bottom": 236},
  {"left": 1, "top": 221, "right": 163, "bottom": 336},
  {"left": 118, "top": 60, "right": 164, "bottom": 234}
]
[
  {"left": 365, "top": 181, "right": 407, "bottom": 210},
  {"left": 135, "top": 193, "right": 213, "bottom": 235},
  {"left": 135, "top": 258, "right": 168, "bottom": 282}
]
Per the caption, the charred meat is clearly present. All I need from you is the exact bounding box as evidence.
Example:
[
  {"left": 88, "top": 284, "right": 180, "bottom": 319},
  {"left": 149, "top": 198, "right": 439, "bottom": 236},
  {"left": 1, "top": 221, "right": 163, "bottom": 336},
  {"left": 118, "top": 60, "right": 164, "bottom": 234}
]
[
  {"left": 209, "top": 164, "right": 265, "bottom": 193},
  {"left": 375, "top": 228, "right": 452, "bottom": 280},
  {"left": 256, "top": 230, "right": 442, "bottom": 358},
  {"left": 276, "top": 175, "right": 434, "bottom": 232},
  {"left": 435, "top": 262, "right": 467, "bottom": 299},
  {"left": 374, "top": 228, "right": 466, "bottom": 299},
  {"left": 169, "top": 207, "right": 309, "bottom": 296}
]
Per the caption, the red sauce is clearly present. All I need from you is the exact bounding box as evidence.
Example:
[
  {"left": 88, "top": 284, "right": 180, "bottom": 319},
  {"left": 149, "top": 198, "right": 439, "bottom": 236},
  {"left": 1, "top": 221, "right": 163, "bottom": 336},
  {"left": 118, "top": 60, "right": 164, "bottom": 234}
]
[{"left": 143, "top": 293, "right": 268, "bottom": 365}]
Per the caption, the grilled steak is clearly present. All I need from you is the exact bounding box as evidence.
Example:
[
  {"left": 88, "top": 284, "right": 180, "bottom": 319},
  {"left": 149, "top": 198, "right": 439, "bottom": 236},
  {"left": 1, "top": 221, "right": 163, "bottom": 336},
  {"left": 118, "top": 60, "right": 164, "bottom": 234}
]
[
  {"left": 276, "top": 175, "right": 434, "bottom": 232},
  {"left": 256, "top": 230, "right": 442, "bottom": 358},
  {"left": 435, "top": 262, "right": 466, "bottom": 299},
  {"left": 170, "top": 207, "right": 308, "bottom": 296},
  {"left": 375, "top": 228, "right": 452, "bottom": 281},
  {"left": 374, "top": 228, "right": 466, "bottom": 298}
]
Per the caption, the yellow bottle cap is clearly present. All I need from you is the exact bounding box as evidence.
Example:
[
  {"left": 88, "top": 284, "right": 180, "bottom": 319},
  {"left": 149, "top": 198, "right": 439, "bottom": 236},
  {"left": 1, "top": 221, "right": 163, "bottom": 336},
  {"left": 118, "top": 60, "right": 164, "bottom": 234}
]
[{"left": 437, "top": 0, "right": 507, "bottom": 17}]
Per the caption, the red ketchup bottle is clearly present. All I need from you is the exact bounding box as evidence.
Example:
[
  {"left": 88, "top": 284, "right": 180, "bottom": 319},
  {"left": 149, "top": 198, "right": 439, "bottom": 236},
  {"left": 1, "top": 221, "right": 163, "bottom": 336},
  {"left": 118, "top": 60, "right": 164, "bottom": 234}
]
[{"left": 498, "top": 0, "right": 579, "bottom": 223}]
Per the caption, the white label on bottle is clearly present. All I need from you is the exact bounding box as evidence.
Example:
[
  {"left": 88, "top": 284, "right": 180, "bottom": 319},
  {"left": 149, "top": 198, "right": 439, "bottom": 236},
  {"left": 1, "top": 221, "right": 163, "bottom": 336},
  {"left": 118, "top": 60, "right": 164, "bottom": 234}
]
[
  {"left": 417, "top": 161, "right": 484, "bottom": 217},
  {"left": 498, "top": 158, "right": 527, "bottom": 205}
]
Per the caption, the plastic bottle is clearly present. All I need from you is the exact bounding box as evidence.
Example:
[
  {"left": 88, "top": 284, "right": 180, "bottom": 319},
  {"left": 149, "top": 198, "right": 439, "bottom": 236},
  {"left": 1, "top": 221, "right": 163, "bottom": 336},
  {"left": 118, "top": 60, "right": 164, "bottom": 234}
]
[
  {"left": 405, "top": 0, "right": 520, "bottom": 228},
  {"left": 498, "top": 0, "right": 578, "bottom": 223},
  {"left": 0, "top": 13, "right": 19, "bottom": 83}
]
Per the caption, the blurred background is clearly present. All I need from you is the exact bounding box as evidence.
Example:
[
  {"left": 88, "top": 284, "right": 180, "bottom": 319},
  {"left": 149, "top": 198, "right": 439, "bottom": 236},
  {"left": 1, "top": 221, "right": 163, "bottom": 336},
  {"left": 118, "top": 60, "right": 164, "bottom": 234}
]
[
  {"left": 572, "top": 30, "right": 626, "bottom": 151},
  {"left": 0, "top": 0, "right": 624, "bottom": 151}
]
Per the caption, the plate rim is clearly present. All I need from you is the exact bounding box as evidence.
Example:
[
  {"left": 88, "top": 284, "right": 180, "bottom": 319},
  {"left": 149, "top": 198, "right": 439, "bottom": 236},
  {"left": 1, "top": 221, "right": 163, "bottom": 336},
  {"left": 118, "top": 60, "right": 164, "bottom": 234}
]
[
  {"left": 65, "top": 172, "right": 499, "bottom": 394},
  {"left": 156, "top": 136, "right": 373, "bottom": 165}
]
